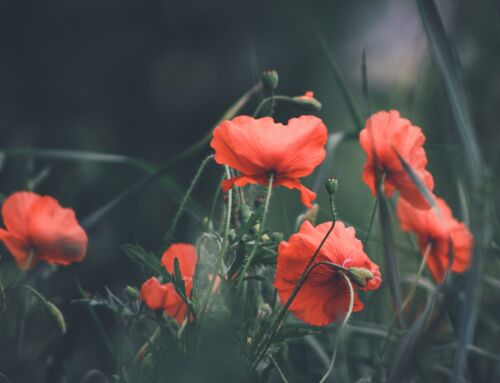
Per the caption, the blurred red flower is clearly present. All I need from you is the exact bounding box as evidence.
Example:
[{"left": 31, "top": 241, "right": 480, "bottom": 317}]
[
  {"left": 0, "top": 191, "right": 87, "bottom": 269},
  {"left": 396, "top": 197, "right": 473, "bottom": 282},
  {"left": 359, "top": 110, "right": 434, "bottom": 209},
  {"left": 210, "top": 115, "right": 328, "bottom": 207},
  {"left": 274, "top": 221, "right": 381, "bottom": 326},
  {"left": 140, "top": 243, "right": 197, "bottom": 324}
]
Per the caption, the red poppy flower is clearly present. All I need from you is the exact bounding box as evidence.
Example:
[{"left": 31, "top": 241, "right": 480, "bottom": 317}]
[
  {"left": 359, "top": 110, "right": 434, "bottom": 209},
  {"left": 140, "top": 243, "right": 197, "bottom": 324},
  {"left": 396, "top": 197, "right": 473, "bottom": 283},
  {"left": 210, "top": 115, "right": 328, "bottom": 208},
  {"left": 274, "top": 221, "right": 382, "bottom": 326},
  {"left": 0, "top": 191, "right": 87, "bottom": 269}
]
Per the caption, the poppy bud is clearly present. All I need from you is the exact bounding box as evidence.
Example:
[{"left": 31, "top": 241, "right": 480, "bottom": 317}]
[
  {"left": 262, "top": 70, "right": 279, "bottom": 92},
  {"left": 293, "top": 93, "right": 322, "bottom": 112},
  {"left": 125, "top": 286, "right": 140, "bottom": 301},
  {"left": 261, "top": 233, "right": 271, "bottom": 242},
  {"left": 46, "top": 301, "right": 67, "bottom": 334},
  {"left": 325, "top": 177, "right": 339, "bottom": 195},
  {"left": 347, "top": 267, "right": 374, "bottom": 288},
  {"left": 271, "top": 232, "right": 284, "bottom": 242}
]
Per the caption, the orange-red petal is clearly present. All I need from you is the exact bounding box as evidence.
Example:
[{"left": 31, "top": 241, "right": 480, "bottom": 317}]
[
  {"left": 27, "top": 196, "right": 87, "bottom": 266},
  {"left": 210, "top": 115, "right": 327, "bottom": 207},
  {"left": 359, "top": 110, "right": 434, "bottom": 209},
  {"left": 140, "top": 277, "right": 168, "bottom": 310},
  {"left": 274, "top": 220, "right": 381, "bottom": 326},
  {"left": 396, "top": 197, "right": 473, "bottom": 282},
  {"left": 0, "top": 228, "right": 33, "bottom": 269},
  {"left": 1, "top": 191, "right": 40, "bottom": 238},
  {"left": 161, "top": 243, "right": 197, "bottom": 278}
]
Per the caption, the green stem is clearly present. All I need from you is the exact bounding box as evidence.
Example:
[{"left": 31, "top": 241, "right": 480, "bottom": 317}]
[
  {"left": 236, "top": 174, "right": 274, "bottom": 292},
  {"left": 362, "top": 197, "right": 379, "bottom": 246},
  {"left": 253, "top": 96, "right": 302, "bottom": 118},
  {"left": 244, "top": 193, "right": 337, "bottom": 380},
  {"left": 319, "top": 271, "right": 355, "bottom": 383},
  {"left": 379, "top": 242, "right": 433, "bottom": 358},
  {"left": 164, "top": 154, "right": 214, "bottom": 245}
]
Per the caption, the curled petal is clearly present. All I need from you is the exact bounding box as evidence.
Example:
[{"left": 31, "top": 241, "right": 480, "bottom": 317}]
[
  {"left": 28, "top": 196, "right": 87, "bottom": 266},
  {"left": 140, "top": 277, "right": 168, "bottom": 310},
  {"left": 277, "top": 178, "right": 316, "bottom": 208},
  {"left": 161, "top": 243, "right": 197, "bottom": 278},
  {"left": 0, "top": 229, "right": 34, "bottom": 269}
]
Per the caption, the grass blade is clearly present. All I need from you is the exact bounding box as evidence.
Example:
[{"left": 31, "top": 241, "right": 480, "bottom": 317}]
[
  {"left": 318, "top": 34, "right": 364, "bottom": 133},
  {"left": 378, "top": 192, "right": 403, "bottom": 323},
  {"left": 417, "top": 2, "right": 492, "bottom": 381},
  {"left": 417, "top": 0, "right": 483, "bottom": 183}
]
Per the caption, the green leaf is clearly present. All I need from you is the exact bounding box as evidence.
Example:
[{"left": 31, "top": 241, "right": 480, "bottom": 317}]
[
  {"left": 394, "top": 149, "right": 437, "bottom": 210},
  {"left": 378, "top": 192, "right": 403, "bottom": 322},
  {"left": 23, "top": 285, "right": 66, "bottom": 334},
  {"left": 121, "top": 244, "right": 170, "bottom": 281},
  {"left": 173, "top": 257, "right": 187, "bottom": 298}
]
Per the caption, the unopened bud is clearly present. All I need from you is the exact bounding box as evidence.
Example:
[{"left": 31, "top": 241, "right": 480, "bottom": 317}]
[
  {"left": 348, "top": 267, "right": 374, "bottom": 288},
  {"left": 46, "top": 301, "right": 67, "bottom": 334},
  {"left": 262, "top": 70, "right": 279, "bottom": 92},
  {"left": 271, "top": 232, "right": 284, "bottom": 242},
  {"left": 125, "top": 286, "right": 140, "bottom": 301},
  {"left": 325, "top": 177, "right": 339, "bottom": 195},
  {"left": 293, "top": 91, "right": 322, "bottom": 112}
]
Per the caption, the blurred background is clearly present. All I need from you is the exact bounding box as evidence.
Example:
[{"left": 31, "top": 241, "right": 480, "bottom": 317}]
[{"left": 0, "top": 0, "right": 499, "bottom": 380}]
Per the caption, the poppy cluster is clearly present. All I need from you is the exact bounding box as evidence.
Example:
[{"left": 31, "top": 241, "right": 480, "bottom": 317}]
[
  {"left": 140, "top": 243, "right": 197, "bottom": 324},
  {"left": 359, "top": 109, "right": 473, "bottom": 283},
  {"left": 0, "top": 191, "right": 87, "bottom": 269}
]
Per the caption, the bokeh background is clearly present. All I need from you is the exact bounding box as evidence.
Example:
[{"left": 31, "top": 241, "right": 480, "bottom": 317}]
[{"left": 0, "top": 0, "right": 499, "bottom": 380}]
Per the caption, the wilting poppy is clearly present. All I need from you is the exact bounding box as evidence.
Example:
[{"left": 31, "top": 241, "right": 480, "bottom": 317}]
[
  {"left": 359, "top": 110, "right": 434, "bottom": 209},
  {"left": 210, "top": 115, "right": 328, "bottom": 207},
  {"left": 396, "top": 197, "right": 473, "bottom": 282},
  {"left": 140, "top": 243, "right": 197, "bottom": 324},
  {"left": 0, "top": 191, "right": 87, "bottom": 269},
  {"left": 274, "top": 221, "right": 381, "bottom": 326}
]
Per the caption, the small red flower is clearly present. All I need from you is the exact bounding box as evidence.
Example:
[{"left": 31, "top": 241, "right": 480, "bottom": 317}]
[
  {"left": 0, "top": 191, "right": 87, "bottom": 269},
  {"left": 210, "top": 115, "right": 328, "bottom": 207},
  {"left": 359, "top": 110, "right": 434, "bottom": 209},
  {"left": 396, "top": 196, "right": 473, "bottom": 283},
  {"left": 140, "top": 243, "right": 197, "bottom": 324},
  {"left": 274, "top": 221, "right": 381, "bottom": 326}
]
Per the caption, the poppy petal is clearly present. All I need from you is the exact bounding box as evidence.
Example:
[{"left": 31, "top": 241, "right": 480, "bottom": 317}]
[
  {"left": 161, "top": 243, "right": 197, "bottom": 278},
  {"left": 1, "top": 191, "right": 40, "bottom": 238},
  {"left": 221, "top": 175, "right": 264, "bottom": 192},
  {"left": 140, "top": 277, "right": 168, "bottom": 310},
  {"left": 277, "top": 178, "right": 316, "bottom": 208},
  {"left": 27, "top": 196, "right": 87, "bottom": 266},
  {"left": 0, "top": 228, "right": 34, "bottom": 269}
]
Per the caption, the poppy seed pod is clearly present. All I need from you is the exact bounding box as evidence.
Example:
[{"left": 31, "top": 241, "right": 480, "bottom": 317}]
[
  {"left": 325, "top": 177, "right": 339, "bottom": 195},
  {"left": 348, "top": 267, "right": 374, "bottom": 288},
  {"left": 262, "top": 70, "right": 279, "bottom": 92}
]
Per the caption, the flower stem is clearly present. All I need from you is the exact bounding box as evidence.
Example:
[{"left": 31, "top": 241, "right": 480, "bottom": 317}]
[
  {"left": 378, "top": 242, "right": 433, "bottom": 358},
  {"left": 319, "top": 271, "right": 354, "bottom": 383},
  {"left": 164, "top": 154, "right": 214, "bottom": 245},
  {"left": 243, "top": 192, "right": 337, "bottom": 380},
  {"left": 236, "top": 174, "right": 274, "bottom": 292}
]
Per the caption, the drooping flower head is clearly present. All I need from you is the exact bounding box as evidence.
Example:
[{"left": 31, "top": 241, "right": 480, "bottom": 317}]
[
  {"left": 0, "top": 191, "right": 88, "bottom": 269},
  {"left": 140, "top": 243, "right": 197, "bottom": 324},
  {"left": 274, "top": 221, "right": 382, "bottom": 326},
  {"left": 396, "top": 197, "right": 473, "bottom": 283},
  {"left": 359, "top": 110, "right": 434, "bottom": 209},
  {"left": 210, "top": 115, "right": 328, "bottom": 207}
]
